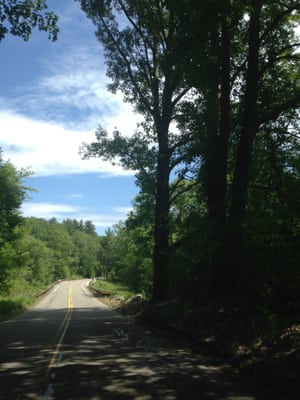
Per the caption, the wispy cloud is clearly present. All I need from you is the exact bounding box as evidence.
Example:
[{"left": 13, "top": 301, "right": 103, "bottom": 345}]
[
  {"left": 113, "top": 206, "right": 133, "bottom": 214},
  {"left": 21, "top": 202, "right": 84, "bottom": 219},
  {"left": 0, "top": 43, "right": 137, "bottom": 132},
  {"left": 0, "top": 0, "right": 142, "bottom": 176},
  {"left": 0, "top": 1, "right": 141, "bottom": 133},
  {"left": 0, "top": 0, "right": 138, "bottom": 234},
  {"left": 21, "top": 201, "right": 132, "bottom": 232},
  {"left": 69, "top": 193, "right": 83, "bottom": 199},
  {"left": 0, "top": 42, "right": 140, "bottom": 175}
]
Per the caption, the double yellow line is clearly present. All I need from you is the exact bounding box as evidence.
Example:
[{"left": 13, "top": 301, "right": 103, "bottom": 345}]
[{"left": 48, "top": 286, "right": 73, "bottom": 370}]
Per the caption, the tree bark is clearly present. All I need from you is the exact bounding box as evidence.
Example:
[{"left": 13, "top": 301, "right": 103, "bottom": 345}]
[
  {"left": 202, "top": 14, "right": 220, "bottom": 221},
  {"left": 151, "top": 72, "right": 174, "bottom": 302},
  {"left": 207, "top": 13, "right": 233, "bottom": 300},
  {"left": 152, "top": 144, "right": 170, "bottom": 302},
  {"left": 151, "top": 116, "right": 171, "bottom": 302},
  {"left": 211, "top": 0, "right": 262, "bottom": 301},
  {"left": 230, "top": 0, "right": 262, "bottom": 222},
  {"left": 215, "top": 16, "right": 231, "bottom": 222},
  {"left": 204, "top": 7, "right": 231, "bottom": 223}
]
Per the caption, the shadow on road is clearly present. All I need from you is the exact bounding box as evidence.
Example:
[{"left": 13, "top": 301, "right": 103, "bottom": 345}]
[{"left": 0, "top": 306, "right": 283, "bottom": 400}]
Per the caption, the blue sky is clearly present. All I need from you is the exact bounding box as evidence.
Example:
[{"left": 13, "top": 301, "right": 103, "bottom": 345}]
[{"left": 0, "top": 0, "right": 141, "bottom": 234}]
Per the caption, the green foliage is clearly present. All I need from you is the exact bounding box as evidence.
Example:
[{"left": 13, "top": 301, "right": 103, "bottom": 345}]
[
  {"left": 0, "top": 152, "right": 31, "bottom": 246},
  {"left": 77, "top": 1, "right": 300, "bottom": 308},
  {"left": 78, "top": 0, "right": 191, "bottom": 116},
  {"left": 78, "top": 0, "right": 199, "bottom": 301},
  {"left": 93, "top": 278, "right": 135, "bottom": 301},
  {"left": 239, "top": 127, "right": 300, "bottom": 308},
  {"left": 21, "top": 233, "right": 55, "bottom": 285},
  {"left": 98, "top": 227, "right": 121, "bottom": 278},
  {"left": 172, "top": 0, "right": 300, "bottom": 301},
  {"left": 0, "top": 215, "right": 102, "bottom": 295},
  {"left": 0, "top": 151, "right": 105, "bottom": 319},
  {"left": 165, "top": 179, "right": 210, "bottom": 303},
  {"left": 98, "top": 221, "right": 153, "bottom": 298},
  {"left": 0, "top": 240, "right": 20, "bottom": 293},
  {"left": 80, "top": 126, "right": 157, "bottom": 193},
  {"left": 0, "top": 151, "right": 33, "bottom": 294},
  {"left": 0, "top": 297, "right": 31, "bottom": 321},
  {"left": 24, "top": 217, "right": 102, "bottom": 281},
  {"left": 0, "top": 0, "right": 59, "bottom": 41},
  {"left": 239, "top": 216, "right": 300, "bottom": 309},
  {"left": 71, "top": 229, "right": 100, "bottom": 278},
  {"left": 63, "top": 218, "right": 97, "bottom": 235}
]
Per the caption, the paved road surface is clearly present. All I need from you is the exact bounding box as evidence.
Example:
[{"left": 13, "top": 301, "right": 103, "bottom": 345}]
[{"left": 0, "top": 279, "right": 282, "bottom": 399}]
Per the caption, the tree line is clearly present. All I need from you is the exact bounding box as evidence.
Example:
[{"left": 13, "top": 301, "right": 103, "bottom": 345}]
[
  {"left": 0, "top": 154, "right": 104, "bottom": 297},
  {"left": 0, "top": 148, "right": 144, "bottom": 300},
  {"left": 0, "top": 151, "right": 111, "bottom": 298}
]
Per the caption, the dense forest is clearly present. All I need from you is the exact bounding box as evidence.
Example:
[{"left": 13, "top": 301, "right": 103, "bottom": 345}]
[
  {"left": 0, "top": 0, "right": 299, "bottom": 320},
  {"left": 0, "top": 151, "right": 103, "bottom": 301}
]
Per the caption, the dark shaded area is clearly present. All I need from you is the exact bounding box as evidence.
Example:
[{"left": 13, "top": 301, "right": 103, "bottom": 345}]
[
  {"left": 0, "top": 298, "right": 25, "bottom": 321},
  {"left": 0, "top": 307, "right": 66, "bottom": 399},
  {"left": 118, "top": 298, "right": 300, "bottom": 399},
  {"left": 0, "top": 300, "right": 284, "bottom": 400}
]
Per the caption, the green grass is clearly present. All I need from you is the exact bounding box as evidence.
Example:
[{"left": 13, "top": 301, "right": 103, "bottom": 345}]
[
  {"left": 0, "top": 281, "right": 54, "bottom": 322},
  {"left": 0, "top": 295, "right": 36, "bottom": 321},
  {"left": 93, "top": 278, "right": 135, "bottom": 300}
]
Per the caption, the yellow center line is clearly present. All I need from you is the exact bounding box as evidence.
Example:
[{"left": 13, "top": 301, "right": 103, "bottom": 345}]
[
  {"left": 68, "top": 285, "right": 74, "bottom": 308},
  {"left": 48, "top": 286, "right": 73, "bottom": 370}
]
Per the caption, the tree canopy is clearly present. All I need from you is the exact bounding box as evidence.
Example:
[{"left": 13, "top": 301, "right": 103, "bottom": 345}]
[
  {"left": 0, "top": 150, "right": 31, "bottom": 246},
  {"left": 78, "top": 0, "right": 196, "bottom": 301},
  {"left": 0, "top": 0, "right": 58, "bottom": 41},
  {"left": 79, "top": 0, "right": 300, "bottom": 305}
]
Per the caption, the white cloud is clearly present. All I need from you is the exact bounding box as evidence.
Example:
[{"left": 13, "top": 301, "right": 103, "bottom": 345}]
[
  {"left": 0, "top": 110, "right": 137, "bottom": 176},
  {"left": 35, "top": 48, "right": 113, "bottom": 125},
  {"left": 1, "top": 30, "right": 140, "bottom": 133},
  {"left": 0, "top": 0, "right": 139, "bottom": 235},
  {"left": 0, "top": 52, "right": 139, "bottom": 133},
  {"left": 80, "top": 213, "right": 128, "bottom": 228},
  {"left": 21, "top": 202, "right": 84, "bottom": 219},
  {"left": 113, "top": 206, "right": 133, "bottom": 214},
  {"left": 0, "top": 0, "right": 142, "bottom": 176},
  {"left": 21, "top": 201, "right": 132, "bottom": 232}
]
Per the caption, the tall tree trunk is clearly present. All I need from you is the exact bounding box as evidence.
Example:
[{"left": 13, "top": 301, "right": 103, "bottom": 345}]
[
  {"left": 204, "top": 5, "right": 231, "bottom": 222},
  {"left": 204, "top": 83, "right": 219, "bottom": 221},
  {"left": 216, "top": 16, "right": 231, "bottom": 222},
  {"left": 152, "top": 142, "right": 170, "bottom": 302},
  {"left": 208, "top": 13, "right": 233, "bottom": 300},
  {"left": 151, "top": 107, "right": 171, "bottom": 302},
  {"left": 230, "top": 0, "right": 262, "bottom": 222},
  {"left": 223, "top": 0, "right": 262, "bottom": 300}
]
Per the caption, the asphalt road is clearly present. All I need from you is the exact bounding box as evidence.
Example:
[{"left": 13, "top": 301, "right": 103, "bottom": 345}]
[{"left": 0, "top": 279, "right": 283, "bottom": 400}]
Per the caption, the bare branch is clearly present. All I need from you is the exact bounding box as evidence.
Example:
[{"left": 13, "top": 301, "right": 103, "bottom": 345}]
[{"left": 259, "top": 93, "right": 300, "bottom": 125}]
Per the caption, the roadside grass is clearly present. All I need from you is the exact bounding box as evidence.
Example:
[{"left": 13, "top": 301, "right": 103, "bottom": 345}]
[
  {"left": 0, "top": 280, "right": 56, "bottom": 322},
  {"left": 92, "top": 278, "right": 135, "bottom": 301},
  {"left": 0, "top": 295, "right": 35, "bottom": 322}
]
